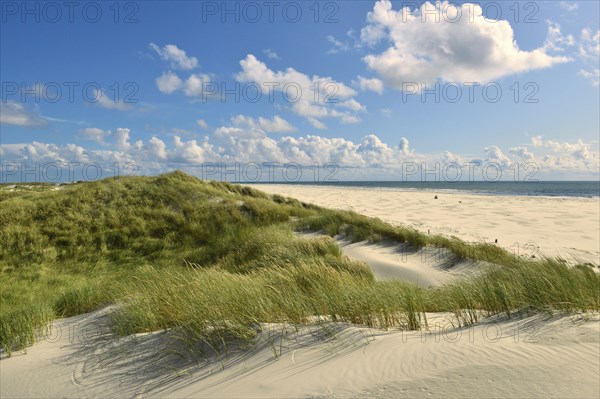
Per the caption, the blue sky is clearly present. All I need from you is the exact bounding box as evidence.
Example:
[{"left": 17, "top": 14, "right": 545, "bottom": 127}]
[{"left": 1, "top": 0, "right": 599, "bottom": 181}]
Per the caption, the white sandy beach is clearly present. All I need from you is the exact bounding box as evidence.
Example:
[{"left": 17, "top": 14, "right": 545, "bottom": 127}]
[{"left": 250, "top": 184, "right": 600, "bottom": 265}]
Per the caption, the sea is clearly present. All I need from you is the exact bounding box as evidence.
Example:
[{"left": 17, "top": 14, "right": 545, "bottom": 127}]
[{"left": 254, "top": 181, "right": 600, "bottom": 198}]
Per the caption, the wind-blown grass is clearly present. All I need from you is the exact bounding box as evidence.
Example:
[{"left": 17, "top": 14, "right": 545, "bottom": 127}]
[{"left": 1, "top": 171, "right": 598, "bottom": 355}]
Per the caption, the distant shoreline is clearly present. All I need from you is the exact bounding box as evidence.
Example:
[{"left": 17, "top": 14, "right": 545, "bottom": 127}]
[
  {"left": 2, "top": 179, "right": 598, "bottom": 198},
  {"left": 246, "top": 181, "right": 600, "bottom": 198}
]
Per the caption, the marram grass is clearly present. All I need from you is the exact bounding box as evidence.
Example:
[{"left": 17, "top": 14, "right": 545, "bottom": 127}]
[{"left": 1, "top": 171, "right": 598, "bottom": 355}]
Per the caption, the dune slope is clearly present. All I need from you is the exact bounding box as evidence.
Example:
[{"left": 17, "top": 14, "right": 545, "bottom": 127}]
[{"left": 2, "top": 307, "right": 598, "bottom": 398}]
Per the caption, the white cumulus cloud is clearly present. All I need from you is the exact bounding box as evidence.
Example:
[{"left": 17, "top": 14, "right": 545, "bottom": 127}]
[
  {"left": 236, "top": 54, "right": 363, "bottom": 128},
  {"left": 231, "top": 115, "right": 297, "bottom": 133},
  {"left": 156, "top": 71, "right": 184, "bottom": 94},
  {"left": 354, "top": 76, "right": 384, "bottom": 94},
  {"left": 0, "top": 101, "right": 47, "bottom": 126},
  {"left": 510, "top": 146, "right": 535, "bottom": 161},
  {"left": 3, "top": 126, "right": 597, "bottom": 180},
  {"left": 148, "top": 136, "right": 167, "bottom": 160},
  {"left": 79, "top": 127, "right": 110, "bottom": 146},
  {"left": 361, "top": 1, "right": 570, "bottom": 89},
  {"left": 150, "top": 43, "right": 198, "bottom": 70}
]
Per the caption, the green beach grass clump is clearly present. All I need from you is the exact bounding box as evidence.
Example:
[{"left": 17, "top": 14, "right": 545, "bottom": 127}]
[{"left": 1, "top": 171, "right": 598, "bottom": 355}]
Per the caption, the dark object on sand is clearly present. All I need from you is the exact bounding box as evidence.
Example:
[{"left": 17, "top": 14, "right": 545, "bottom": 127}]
[
  {"left": 495, "top": 239, "right": 498, "bottom": 243},
  {"left": 434, "top": 195, "right": 438, "bottom": 199}
]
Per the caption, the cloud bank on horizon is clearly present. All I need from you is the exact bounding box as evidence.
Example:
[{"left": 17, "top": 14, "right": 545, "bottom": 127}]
[
  {"left": 2, "top": 121, "right": 597, "bottom": 181},
  {"left": 1, "top": 0, "right": 599, "bottom": 180}
]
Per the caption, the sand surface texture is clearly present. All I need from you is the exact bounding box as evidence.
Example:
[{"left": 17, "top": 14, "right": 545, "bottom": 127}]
[{"left": 2, "top": 308, "right": 598, "bottom": 398}]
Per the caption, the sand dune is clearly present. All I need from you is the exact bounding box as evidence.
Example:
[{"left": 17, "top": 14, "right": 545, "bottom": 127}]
[
  {"left": 299, "top": 232, "right": 484, "bottom": 286},
  {"left": 250, "top": 184, "right": 600, "bottom": 265},
  {"left": 2, "top": 307, "right": 598, "bottom": 398},
  {"left": 3, "top": 184, "right": 598, "bottom": 398},
  {"left": 339, "top": 240, "right": 483, "bottom": 286}
]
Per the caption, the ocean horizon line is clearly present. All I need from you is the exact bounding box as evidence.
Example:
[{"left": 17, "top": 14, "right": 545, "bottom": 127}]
[{"left": 243, "top": 180, "right": 600, "bottom": 198}]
